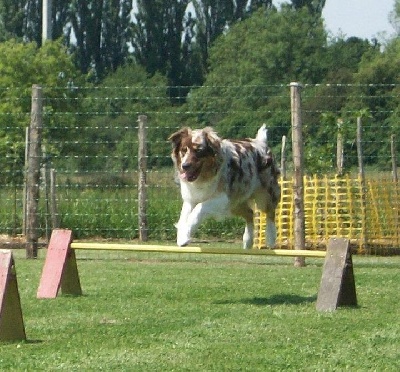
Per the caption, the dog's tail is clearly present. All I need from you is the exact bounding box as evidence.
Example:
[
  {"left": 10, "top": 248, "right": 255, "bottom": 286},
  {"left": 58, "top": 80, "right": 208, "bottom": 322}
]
[{"left": 256, "top": 124, "right": 268, "bottom": 145}]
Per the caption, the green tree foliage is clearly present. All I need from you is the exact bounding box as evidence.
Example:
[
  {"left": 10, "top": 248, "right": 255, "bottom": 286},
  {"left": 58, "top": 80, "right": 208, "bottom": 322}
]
[
  {"left": 0, "top": 39, "right": 86, "bottom": 184},
  {"left": 290, "top": 0, "right": 325, "bottom": 14},
  {"left": 75, "top": 63, "right": 172, "bottom": 172},
  {"left": 0, "top": 0, "right": 133, "bottom": 80},
  {"left": 132, "top": 0, "right": 273, "bottom": 94},
  {"left": 300, "top": 37, "right": 380, "bottom": 173},
  {"left": 186, "top": 6, "right": 328, "bottom": 141},
  {"left": 344, "top": 37, "right": 400, "bottom": 168},
  {"left": 68, "top": 0, "right": 133, "bottom": 80},
  {"left": 132, "top": 0, "right": 192, "bottom": 99},
  {"left": 191, "top": 0, "right": 273, "bottom": 78},
  {"left": 0, "top": 0, "right": 69, "bottom": 44}
]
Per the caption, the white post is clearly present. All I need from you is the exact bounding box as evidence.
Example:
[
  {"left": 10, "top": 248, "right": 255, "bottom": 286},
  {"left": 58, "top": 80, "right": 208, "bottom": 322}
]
[{"left": 42, "top": 0, "right": 52, "bottom": 44}]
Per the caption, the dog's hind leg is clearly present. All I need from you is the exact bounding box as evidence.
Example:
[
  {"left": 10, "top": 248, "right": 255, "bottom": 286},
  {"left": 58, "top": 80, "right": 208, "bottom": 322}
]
[
  {"left": 243, "top": 222, "right": 254, "bottom": 249},
  {"left": 254, "top": 190, "right": 278, "bottom": 248},
  {"left": 234, "top": 205, "right": 254, "bottom": 249},
  {"left": 265, "top": 209, "right": 277, "bottom": 248}
]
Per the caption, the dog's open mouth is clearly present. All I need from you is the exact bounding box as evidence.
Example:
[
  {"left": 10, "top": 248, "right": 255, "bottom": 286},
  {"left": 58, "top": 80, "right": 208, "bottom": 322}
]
[{"left": 180, "top": 168, "right": 200, "bottom": 182}]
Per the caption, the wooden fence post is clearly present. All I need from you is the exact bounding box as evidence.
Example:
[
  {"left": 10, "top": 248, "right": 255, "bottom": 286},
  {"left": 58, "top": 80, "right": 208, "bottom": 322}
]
[
  {"left": 337, "top": 119, "right": 344, "bottom": 176},
  {"left": 391, "top": 134, "right": 400, "bottom": 246},
  {"left": 290, "top": 82, "right": 305, "bottom": 267},
  {"left": 22, "top": 127, "right": 30, "bottom": 236},
  {"left": 50, "top": 169, "right": 59, "bottom": 229},
  {"left": 391, "top": 134, "right": 398, "bottom": 182},
  {"left": 281, "top": 135, "right": 287, "bottom": 180},
  {"left": 356, "top": 117, "right": 368, "bottom": 252},
  {"left": 26, "top": 85, "right": 43, "bottom": 259},
  {"left": 138, "top": 115, "right": 148, "bottom": 241}
]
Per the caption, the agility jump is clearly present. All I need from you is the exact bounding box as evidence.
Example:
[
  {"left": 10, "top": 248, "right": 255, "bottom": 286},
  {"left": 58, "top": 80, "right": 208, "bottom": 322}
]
[{"left": 37, "top": 229, "right": 357, "bottom": 312}]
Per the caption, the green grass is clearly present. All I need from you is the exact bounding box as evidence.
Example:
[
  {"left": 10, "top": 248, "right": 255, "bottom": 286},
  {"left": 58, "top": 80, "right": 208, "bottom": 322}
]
[{"left": 1, "top": 248, "right": 399, "bottom": 371}]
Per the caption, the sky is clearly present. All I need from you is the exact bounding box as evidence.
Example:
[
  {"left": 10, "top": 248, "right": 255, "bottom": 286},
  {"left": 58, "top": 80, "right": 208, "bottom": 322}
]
[
  {"left": 274, "top": 0, "right": 396, "bottom": 40},
  {"left": 321, "top": 0, "right": 395, "bottom": 40}
]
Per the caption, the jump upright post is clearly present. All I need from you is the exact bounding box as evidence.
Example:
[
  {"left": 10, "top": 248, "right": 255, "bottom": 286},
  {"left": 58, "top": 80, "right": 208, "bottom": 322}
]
[{"left": 37, "top": 229, "right": 357, "bottom": 311}]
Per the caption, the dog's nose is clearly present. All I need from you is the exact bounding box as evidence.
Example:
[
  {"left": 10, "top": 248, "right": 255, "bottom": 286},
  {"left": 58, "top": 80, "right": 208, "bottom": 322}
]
[{"left": 182, "top": 162, "right": 191, "bottom": 170}]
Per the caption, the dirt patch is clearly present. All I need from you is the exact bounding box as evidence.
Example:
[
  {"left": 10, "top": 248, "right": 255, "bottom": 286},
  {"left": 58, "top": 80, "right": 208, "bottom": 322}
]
[{"left": 0, "top": 234, "right": 48, "bottom": 249}]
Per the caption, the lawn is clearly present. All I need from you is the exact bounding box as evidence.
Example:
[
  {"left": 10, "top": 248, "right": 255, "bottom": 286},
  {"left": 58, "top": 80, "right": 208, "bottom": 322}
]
[{"left": 1, "top": 247, "right": 399, "bottom": 371}]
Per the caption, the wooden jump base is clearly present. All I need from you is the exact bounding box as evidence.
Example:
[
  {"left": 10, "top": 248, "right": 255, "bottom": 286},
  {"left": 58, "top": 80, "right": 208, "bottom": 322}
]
[
  {"left": 0, "top": 250, "right": 26, "bottom": 342},
  {"left": 37, "top": 229, "right": 357, "bottom": 312}
]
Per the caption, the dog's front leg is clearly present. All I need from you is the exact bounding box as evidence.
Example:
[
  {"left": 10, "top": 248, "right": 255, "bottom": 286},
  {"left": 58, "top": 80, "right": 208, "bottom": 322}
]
[
  {"left": 176, "top": 194, "right": 229, "bottom": 246},
  {"left": 176, "top": 201, "right": 193, "bottom": 246}
]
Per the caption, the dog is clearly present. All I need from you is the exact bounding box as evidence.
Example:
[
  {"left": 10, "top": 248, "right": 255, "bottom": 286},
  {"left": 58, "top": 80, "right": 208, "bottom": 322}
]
[{"left": 168, "top": 125, "right": 280, "bottom": 249}]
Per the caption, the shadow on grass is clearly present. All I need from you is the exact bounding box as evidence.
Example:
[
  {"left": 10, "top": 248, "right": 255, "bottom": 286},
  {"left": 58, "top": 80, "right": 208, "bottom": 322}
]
[{"left": 214, "top": 293, "right": 317, "bottom": 306}]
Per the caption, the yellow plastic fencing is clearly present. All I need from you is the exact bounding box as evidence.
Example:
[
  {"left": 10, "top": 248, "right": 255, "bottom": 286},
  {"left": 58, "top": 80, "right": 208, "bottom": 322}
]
[{"left": 254, "top": 175, "right": 400, "bottom": 253}]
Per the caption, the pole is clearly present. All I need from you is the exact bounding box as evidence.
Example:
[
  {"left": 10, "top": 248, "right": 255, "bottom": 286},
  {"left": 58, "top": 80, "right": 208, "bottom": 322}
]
[
  {"left": 356, "top": 117, "right": 367, "bottom": 252},
  {"left": 138, "top": 115, "right": 148, "bottom": 241},
  {"left": 281, "top": 135, "right": 287, "bottom": 180},
  {"left": 391, "top": 134, "right": 398, "bottom": 183},
  {"left": 26, "top": 85, "right": 43, "bottom": 258},
  {"left": 290, "top": 82, "right": 306, "bottom": 267},
  {"left": 42, "top": 0, "right": 52, "bottom": 44}
]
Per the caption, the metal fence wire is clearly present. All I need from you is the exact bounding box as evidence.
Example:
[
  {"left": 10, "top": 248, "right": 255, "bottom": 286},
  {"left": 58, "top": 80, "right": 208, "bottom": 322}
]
[{"left": 0, "top": 83, "right": 399, "bottom": 254}]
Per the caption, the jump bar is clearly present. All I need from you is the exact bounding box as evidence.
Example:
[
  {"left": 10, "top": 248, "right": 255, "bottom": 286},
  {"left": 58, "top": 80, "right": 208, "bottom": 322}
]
[{"left": 70, "top": 242, "right": 327, "bottom": 258}]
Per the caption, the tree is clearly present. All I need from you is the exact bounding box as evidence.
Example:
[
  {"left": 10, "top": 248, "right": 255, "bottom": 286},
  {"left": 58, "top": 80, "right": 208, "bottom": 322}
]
[
  {"left": 186, "top": 6, "right": 328, "bottom": 141},
  {"left": 67, "top": 0, "right": 133, "bottom": 81},
  {"left": 389, "top": 0, "right": 400, "bottom": 36},
  {"left": 191, "top": 0, "right": 273, "bottom": 75},
  {"left": 345, "top": 38, "right": 400, "bottom": 168},
  {"left": 77, "top": 63, "right": 173, "bottom": 171},
  {"left": 132, "top": 0, "right": 273, "bottom": 96},
  {"left": 290, "top": 0, "right": 325, "bottom": 14},
  {"left": 301, "top": 36, "right": 380, "bottom": 171},
  {"left": 132, "top": 0, "right": 191, "bottom": 97},
  {"left": 0, "top": 39, "right": 86, "bottom": 184},
  {"left": 0, "top": 0, "right": 69, "bottom": 44}
]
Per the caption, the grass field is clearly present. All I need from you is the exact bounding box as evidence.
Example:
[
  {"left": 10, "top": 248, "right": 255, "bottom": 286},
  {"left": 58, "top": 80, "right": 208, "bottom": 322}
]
[{"left": 1, "top": 247, "right": 399, "bottom": 371}]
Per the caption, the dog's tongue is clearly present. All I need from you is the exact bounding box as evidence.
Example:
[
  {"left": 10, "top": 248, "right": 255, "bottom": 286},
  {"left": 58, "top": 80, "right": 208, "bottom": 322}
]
[{"left": 180, "top": 171, "right": 196, "bottom": 182}]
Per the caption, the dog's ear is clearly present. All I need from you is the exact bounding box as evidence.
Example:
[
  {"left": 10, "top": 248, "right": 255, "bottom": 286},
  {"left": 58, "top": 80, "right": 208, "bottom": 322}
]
[
  {"left": 168, "top": 127, "right": 190, "bottom": 147},
  {"left": 203, "top": 127, "right": 221, "bottom": 154}
]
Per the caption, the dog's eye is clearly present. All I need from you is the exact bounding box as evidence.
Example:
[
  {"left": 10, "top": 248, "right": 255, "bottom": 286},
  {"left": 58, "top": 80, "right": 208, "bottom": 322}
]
[{"left": 194, "top": 147, "right": 205, "bottom": 156}]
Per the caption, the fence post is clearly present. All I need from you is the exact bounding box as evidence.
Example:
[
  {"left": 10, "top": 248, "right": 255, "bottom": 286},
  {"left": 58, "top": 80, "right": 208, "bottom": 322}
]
[
  {"left": 356, "top": 117, "right": 367, "bottom": 252},
  {"left": 138, "top": 115, "right": 148, "bottom": 241},
  {"left": 22, "top": 127, "right": 30, "bottom": 236},
  {"left": 391, "top": 134, "right": 398, "bottom": 182},
  {"left": 26, "top": 85, "right": 43, "bottom": 258},
  {"left": 290, "top": 82, "right": 305, "bottom": 267},
  {"left": 50, "top": 169, "right": 59, "bottom": 229},
  {"left": 280, "top": 135, "right": 287, "bottom": 180},
  {"left": 391, "top": 134, "right": 400, "bottom": 246},
  {"left": 336, "top": 119, "right": 344, "bottom": 176}
]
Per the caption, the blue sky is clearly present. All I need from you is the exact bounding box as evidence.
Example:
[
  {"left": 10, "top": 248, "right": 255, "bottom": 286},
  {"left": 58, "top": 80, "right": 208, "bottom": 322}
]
[{"left": 322, "top": 0, "right": 396, "bottom": 40}]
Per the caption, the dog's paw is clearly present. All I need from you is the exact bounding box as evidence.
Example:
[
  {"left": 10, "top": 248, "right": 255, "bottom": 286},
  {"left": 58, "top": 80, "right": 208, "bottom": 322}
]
[
  {"left": 177, "top": 236, "right": 191, "bottom": 247},
  {"left": 176, "top": 226, "right": 191, "bottom": 247}
]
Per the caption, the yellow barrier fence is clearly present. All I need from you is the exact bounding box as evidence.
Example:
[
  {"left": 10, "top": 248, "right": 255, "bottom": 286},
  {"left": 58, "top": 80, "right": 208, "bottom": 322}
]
[{"left": 254, "top": 175, "right": 400, "bottom": 253}]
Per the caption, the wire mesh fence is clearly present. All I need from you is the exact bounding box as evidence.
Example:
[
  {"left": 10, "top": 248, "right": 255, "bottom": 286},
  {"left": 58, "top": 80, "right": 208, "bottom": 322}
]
[{"left": 0, "top": 83, "right": 399, "bottom": 254}]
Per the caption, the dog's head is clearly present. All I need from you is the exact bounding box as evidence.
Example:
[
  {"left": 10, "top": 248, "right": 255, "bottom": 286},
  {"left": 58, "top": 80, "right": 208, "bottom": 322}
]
[{"left": 168, "top": 127, "right": 221, "bottom": 182}]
